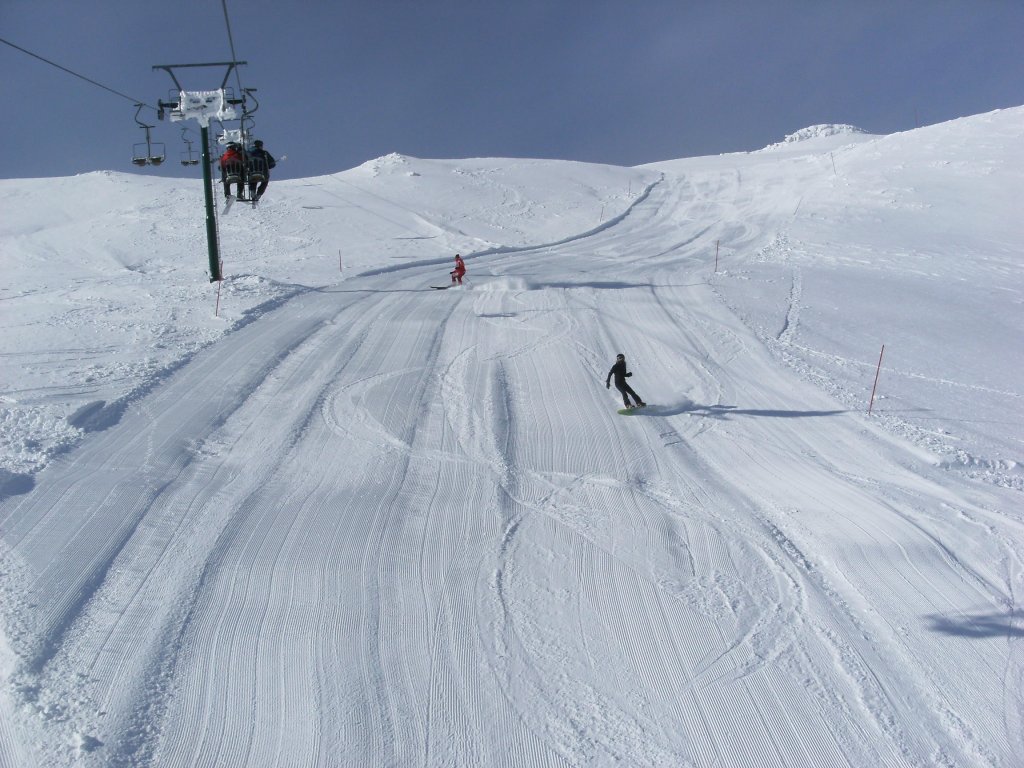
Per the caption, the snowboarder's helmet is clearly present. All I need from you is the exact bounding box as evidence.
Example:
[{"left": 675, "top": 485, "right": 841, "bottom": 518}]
[
  {"left": 254, "top": 140, "right": 263, "bottom": 147},
  {"left": 616, "top": 353, "right": 625, "bottom": 360}
]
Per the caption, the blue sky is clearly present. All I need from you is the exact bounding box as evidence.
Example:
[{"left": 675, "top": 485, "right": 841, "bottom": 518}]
[{"left": 2, "top": 1, "right": 1022, "bottom": 180}]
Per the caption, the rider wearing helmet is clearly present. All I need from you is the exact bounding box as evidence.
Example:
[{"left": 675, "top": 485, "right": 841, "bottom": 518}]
[{"left": 606, "top": 353, "right": 646, "bottom": 409}]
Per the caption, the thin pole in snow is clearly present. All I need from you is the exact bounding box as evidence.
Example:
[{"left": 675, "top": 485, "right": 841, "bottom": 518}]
[
  {"left": 215, "top": 259, "right": 225, "bottom": 317},
  {"left": 339, "top": 249, "right": 343, "bottom": 273},
  {"left": 715, "top": 240, "right": 720, "bottom": 273},
  {"left": 868, "top": 344, "right": 885, "bottom": 414},
  {"left": 830, "top": 152, "right": 837, "bottom": 176}
]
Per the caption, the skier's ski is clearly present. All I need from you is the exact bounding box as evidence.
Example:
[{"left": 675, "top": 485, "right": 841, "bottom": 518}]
[
  {"left": 430, "top": 286, "right": 452, "bottom": 290},
  {"left": 222, "top": 195, "right": 235, "bottom": 215}
]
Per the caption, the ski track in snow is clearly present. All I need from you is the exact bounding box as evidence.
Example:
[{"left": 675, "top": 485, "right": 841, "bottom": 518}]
[{"left": 1, "top": 117, "right": 1023, "bottom": 766}]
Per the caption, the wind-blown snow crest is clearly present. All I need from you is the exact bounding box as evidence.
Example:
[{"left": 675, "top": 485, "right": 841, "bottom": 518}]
[
  {"left": 759, "top": 123, "right": 873, "bottom": 152},
  {"left": 358, "top": 151, "right": 415, "bottom": 176}
]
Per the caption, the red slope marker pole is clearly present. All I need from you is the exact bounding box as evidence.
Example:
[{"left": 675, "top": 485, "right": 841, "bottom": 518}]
[{"left": 868, "top": 344, "right": 885, "bottom": 415}]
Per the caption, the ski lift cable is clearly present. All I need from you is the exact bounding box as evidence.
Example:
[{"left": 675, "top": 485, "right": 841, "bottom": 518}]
[{"left": 0, "top": 36, "right": 158, "bottom": 113}]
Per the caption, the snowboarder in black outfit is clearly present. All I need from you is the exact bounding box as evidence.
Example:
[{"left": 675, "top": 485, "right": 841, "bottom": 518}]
[{"left": 606, "top": 353, "right": 646, "bottom": 409}]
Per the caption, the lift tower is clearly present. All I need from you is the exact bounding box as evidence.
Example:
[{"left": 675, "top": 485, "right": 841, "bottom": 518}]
[{"left": 153, "top": 61, "right": 247, "bottom": 282}]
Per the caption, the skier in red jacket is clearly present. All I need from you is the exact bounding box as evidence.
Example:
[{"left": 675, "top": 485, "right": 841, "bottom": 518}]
[
  {"left": 218, "top": 143, "right": 247, "bottom": 200},
  {"left": 451, "top": 254, "right": 466, "bottom": 285}
]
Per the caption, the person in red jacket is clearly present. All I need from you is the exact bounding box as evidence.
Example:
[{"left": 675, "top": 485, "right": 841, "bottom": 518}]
[
  {"left": 218, "top": 143, "right": 247, "bottom": 200},
  {"left": 451, "top": 253, "right": 466, "bottom": 285}
]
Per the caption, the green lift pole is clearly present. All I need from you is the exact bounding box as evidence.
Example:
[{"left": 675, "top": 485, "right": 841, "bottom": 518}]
[{"left": 199, "top": 124, "right": 222, "bottom": 282}]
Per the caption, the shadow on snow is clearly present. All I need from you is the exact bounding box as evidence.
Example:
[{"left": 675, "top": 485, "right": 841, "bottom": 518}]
[
  {"left": 926, "top": 610, "right": 1024, "bottom": 638},
  {"left": 641, "top": 401, "right": 848, "bottom": 419}
]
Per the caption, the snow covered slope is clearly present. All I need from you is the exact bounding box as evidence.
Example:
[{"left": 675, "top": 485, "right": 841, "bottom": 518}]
[
  {"left": 0, "top": 109, "right": 1021, "bottom": 767},
  {"left": 0, "top": 156, "right": 656, "bottom": 482}
]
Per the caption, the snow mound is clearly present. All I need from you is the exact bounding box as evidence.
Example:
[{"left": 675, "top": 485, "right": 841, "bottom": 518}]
[
  {"left": 359, "top": 152, "right": 418, "bottom": 177},
  {"left": 763, "top": 124, "right": 869, "bottom": 149}
]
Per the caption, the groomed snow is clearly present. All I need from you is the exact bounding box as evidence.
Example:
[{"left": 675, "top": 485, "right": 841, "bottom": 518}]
[{"left": 0, "top": 107, "right": 1021, "bottom": 767}]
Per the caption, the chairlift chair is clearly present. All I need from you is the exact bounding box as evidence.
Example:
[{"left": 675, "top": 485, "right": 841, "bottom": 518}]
[
  {"left": 131, "top": 103, "right": 165, "bottom": 167},
  {"left": 180, "top": 130, "right": 200, "bottom": 166},
  {"left": 247, "top": 155, "right": 267, "bottom": 185},
  {"left": 133, "top": 142, "right": 166, "bottom": 166},
  {"left": 222, "top": 158, "right": 245, "bottom": 185},
  {"left": 179, "top": 143, "right": 199, "bottom": 165}
]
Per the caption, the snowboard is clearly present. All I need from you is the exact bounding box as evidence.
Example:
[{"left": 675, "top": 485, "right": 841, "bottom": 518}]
[
  {"left": 617, "top": 405, "right": 648, "bottom": 415},
  {"left": 431, "top": 285, "right": 455, "bottom": 290}
]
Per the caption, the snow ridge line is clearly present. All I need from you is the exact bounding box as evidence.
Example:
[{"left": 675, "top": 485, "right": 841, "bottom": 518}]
[
  {"left": 777, "top": 266, "right": 802, "bottom": 344},
  {"left": 354, "top": 174, "right": 665, "bottom": 279}
]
